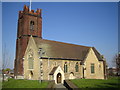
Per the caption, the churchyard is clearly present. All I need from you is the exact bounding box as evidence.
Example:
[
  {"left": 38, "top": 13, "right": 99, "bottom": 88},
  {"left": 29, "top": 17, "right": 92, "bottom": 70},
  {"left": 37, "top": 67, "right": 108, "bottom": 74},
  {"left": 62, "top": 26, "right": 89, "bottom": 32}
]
[
  {"left": 71, "top": 77, "right": 120, "bottom": 88},
  {"left": 2, "top": 78, "right": 49, "bottom": 88},
  {"left": 2, "top": 77, "right": 120, "bottom": 88}
]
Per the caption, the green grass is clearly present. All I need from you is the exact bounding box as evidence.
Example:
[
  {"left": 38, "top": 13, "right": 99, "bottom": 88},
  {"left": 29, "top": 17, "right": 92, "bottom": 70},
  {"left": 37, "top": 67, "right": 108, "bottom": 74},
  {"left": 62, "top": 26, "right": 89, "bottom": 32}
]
[
  {"left": 0, "top": 81, "right": 1, "bottom": 90},
  {"left": 2, "top": 78, "right": 49, "bottom": 88},
  {"left": 71, "top": 77, "right": 120, "bottom": 88}
]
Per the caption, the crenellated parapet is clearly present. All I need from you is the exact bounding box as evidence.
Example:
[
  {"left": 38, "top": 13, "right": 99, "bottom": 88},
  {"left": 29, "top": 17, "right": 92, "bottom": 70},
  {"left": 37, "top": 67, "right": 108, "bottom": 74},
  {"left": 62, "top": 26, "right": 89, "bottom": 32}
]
[{"left": 19, "top": 5, "right": 42, "bottom": 18}]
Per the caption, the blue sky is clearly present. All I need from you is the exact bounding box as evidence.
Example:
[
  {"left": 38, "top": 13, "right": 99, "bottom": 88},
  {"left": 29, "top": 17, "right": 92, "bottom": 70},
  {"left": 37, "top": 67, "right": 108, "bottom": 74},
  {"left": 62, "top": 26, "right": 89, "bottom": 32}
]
[{"left": 2, "top": 2, "right": 118, "bottom": 69}]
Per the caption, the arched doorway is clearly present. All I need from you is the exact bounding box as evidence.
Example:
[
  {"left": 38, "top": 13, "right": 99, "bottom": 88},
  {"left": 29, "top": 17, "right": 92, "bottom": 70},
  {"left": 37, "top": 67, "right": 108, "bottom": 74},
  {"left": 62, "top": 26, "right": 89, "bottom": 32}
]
[
  {"left": 29, "top": 71, "right": 33, "bottom": 80},
  {"left": 57, "top": 73, "right": 62, "bottom": 83},
  {"left": 69, "top": 72, "right": 75, "bottom": 79}
]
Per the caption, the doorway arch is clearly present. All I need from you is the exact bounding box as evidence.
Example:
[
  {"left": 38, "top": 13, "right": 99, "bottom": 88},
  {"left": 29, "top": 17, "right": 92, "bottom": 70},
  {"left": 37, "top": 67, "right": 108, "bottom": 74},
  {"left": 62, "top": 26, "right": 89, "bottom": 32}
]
[
  {"left": 57, "top": 73, "right": 62, "bottom": 83},
  {"left": 29, "top": 71, "right": 33, "bottom": 80},
  {"left": 69, "top": 72, "right": 75, "bottom": 79}
]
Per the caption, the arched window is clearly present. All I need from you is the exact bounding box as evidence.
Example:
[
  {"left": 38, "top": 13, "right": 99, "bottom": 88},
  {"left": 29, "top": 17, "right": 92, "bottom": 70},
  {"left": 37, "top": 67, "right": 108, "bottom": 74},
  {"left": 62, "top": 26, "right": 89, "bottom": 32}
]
[
  {"left": 28, "top": 57, "right": 33, "bottom": 69},
  {"left": 91, "top": 63, "right": 95, "bottom": 73},
  {"left": 28, "top": 49, "right": 34, "bottom": 69},
  {"left": 30, "top": 21, "right": 34, "bottom": 30},
  {"left": 75, "top": 62, "right": 79, "bottom": 72},
  {"left": 64, "top": 62, "right": 67, "bottom": 73}
]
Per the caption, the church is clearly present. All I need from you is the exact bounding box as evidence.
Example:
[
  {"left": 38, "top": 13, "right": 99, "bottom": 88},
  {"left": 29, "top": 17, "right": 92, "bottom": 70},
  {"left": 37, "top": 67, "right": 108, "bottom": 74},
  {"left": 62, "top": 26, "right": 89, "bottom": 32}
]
[{"left": 14, "top": 5, "right": 107, "bottom": 84}]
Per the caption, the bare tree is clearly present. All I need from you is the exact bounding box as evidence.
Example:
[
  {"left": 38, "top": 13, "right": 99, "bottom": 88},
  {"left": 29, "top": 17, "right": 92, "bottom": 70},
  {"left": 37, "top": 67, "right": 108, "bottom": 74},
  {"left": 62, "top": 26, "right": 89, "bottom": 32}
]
[
  {"left": 112, "top": 53, "right": 120, "bottom": 76},
  {"left": 116, "top": 52, "right": 120, "bottom": 76},
  {"left": 112, "top": 54, "right": 117, "bottom": 67},
  {"left": 2, "top": 44, "right": 11, "bottom": 81}
]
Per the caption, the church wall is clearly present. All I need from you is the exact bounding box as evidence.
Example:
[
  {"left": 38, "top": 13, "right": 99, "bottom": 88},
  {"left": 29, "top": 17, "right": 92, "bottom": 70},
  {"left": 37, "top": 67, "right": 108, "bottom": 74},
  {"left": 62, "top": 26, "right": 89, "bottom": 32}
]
[
  {"left": 64, "top": 60, "right": 80, "bottom": 79},
  {"left": 84, "top": 48, "right": 104, "bottom": 79},
  {"left": 80, "top": 65, "right": 84, "bottom": 78},
  {"left": 41, "top": 59, "right": 49, "bottom": 80},
  {"left": 41, "top": 59, "right": 82, "bottom": 80},
  {"left": 23, "top": 37, "right": 105, "bottom": 81},
  {"left": 99, "top": 61, "right": 104, "bottom": 79},
  {"left": 24, "top": 44, "right": 105, "bottom": 81},
  {"left": 23, "top": 37, "right": 40, "bottom": 80}
]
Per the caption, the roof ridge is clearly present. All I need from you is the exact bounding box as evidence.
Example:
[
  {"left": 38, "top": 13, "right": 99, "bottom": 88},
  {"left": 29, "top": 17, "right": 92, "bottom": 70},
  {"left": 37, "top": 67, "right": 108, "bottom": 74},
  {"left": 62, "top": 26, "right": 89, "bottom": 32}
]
[{"left": 41, "top": 38, "right": 91, "bottom": 48}]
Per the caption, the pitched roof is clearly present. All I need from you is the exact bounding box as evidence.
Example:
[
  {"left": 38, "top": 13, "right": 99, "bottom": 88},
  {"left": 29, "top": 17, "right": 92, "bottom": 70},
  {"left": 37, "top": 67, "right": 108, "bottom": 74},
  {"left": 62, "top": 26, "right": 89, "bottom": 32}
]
[
  {"left": 33, "top": 37, "right": 102, "bottom": 61},
  {"left": 49, "top": 66, "right": 58, "bottom": 75},
  {"left": 92, "top": 47, "right": 103, "bottom": 61}
]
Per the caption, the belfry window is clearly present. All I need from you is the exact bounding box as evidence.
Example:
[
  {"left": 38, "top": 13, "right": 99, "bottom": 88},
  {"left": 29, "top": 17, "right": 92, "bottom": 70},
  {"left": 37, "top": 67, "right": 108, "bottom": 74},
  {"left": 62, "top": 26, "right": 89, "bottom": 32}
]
[
  {"left": 64, "top": 62, "right": 68, "bottom": 73},
  {"left": 30, "top": 21, "right": 34, "bottom": 30},
  {"left": 91, "top": 63, "right": 95, "bottom": 73},
  {"left": 75, "top": 62, "right": 79, "bottom": 72}
]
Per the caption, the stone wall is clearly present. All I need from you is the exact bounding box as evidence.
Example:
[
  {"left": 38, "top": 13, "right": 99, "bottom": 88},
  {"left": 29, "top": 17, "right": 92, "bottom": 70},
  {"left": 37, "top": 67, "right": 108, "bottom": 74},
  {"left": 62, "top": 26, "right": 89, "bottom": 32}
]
[
  {"left": 42, "top": 59, "right": 81, "bottom": 80},
  {"left": 84, "top": 48, "right": 104, "bottom": 79},
  {"left": 23, "top": 37, "right": 105, "bottom": 81}
]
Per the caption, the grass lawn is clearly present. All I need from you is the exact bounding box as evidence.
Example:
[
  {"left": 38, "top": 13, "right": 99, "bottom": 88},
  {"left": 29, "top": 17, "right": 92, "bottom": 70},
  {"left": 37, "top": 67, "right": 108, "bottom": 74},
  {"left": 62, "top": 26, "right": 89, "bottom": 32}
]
[
  {"left": 2, "top": 78, "right": 49, "bottom": 88},
  {"left": 0, "top": 81, "right": 1, "bottom": 90},
  {"left": 71, "top": 77, "right": 120, "bottom": 88}
]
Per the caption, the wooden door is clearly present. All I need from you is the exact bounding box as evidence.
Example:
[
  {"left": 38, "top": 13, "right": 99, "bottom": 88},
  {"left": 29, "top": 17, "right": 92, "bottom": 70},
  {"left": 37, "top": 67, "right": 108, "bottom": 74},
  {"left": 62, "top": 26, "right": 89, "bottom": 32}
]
[{"left": 57, "top": 73, "right": 61, "bottom": 83}]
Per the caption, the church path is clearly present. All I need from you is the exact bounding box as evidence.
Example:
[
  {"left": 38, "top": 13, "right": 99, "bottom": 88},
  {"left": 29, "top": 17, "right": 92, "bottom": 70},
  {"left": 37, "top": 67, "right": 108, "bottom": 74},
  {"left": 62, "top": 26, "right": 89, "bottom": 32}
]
[{"left": 53, "top": 83, "right": 68, "bottom": 90}]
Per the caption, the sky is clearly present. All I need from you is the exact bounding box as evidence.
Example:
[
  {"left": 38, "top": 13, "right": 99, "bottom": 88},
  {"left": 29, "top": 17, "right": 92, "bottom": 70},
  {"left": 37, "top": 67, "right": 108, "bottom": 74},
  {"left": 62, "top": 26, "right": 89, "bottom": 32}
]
[{"left": 2, "top": 2, "right": 118, "bottom": 69}]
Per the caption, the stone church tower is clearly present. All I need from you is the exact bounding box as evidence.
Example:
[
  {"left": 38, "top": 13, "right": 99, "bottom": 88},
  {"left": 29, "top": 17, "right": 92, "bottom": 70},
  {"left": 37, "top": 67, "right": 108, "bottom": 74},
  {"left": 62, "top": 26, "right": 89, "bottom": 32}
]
[{"left": 14, "top": 5, "right": 42, "bottom": 77}]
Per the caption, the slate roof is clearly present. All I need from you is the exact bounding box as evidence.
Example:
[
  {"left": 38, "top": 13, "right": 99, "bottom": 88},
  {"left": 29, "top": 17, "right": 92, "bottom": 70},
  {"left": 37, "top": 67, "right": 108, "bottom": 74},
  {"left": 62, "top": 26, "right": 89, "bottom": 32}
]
[
  {"left": 92, "top": 47, "right": 103, "bottom": 61},
  {"left": 33, "top": 37, "right": 103, "bottom": 61}
]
